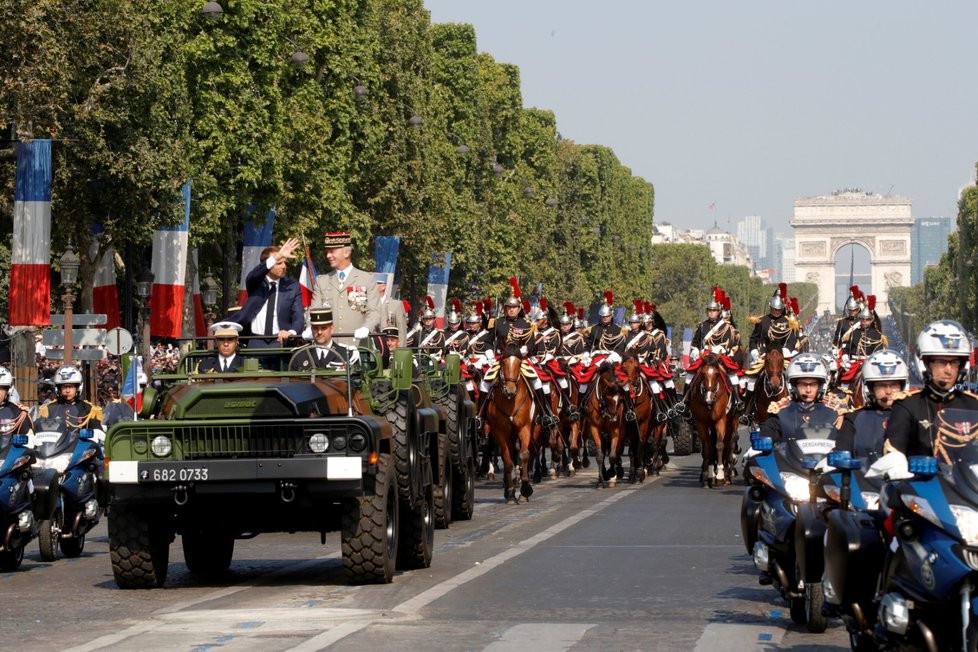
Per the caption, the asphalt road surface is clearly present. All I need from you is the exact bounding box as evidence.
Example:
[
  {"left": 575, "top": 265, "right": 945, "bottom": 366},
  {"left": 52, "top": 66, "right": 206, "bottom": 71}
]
[{"left": 3, "top": 440, "right": 851, "bottom": 651}]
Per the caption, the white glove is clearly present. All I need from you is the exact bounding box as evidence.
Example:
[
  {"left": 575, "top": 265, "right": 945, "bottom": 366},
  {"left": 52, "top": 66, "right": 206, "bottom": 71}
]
[
  {"left": 689, "top": 347, "right": 700, "bottom": 362},
  {"left": 354, "top": 327, "right": 369, "bottom": 340},
  {"left": 749, "top": 349, "right": 760, "bottom": 365},
  {"left": 484, "top": 348, "right": 495, "bottom": 360},
  {"left": 607, "top": 351, "right": 622, "bottom": 364},
  {"left": 519, "top": 345, "right": 528, "bottom": 356},
  {"left": 841, "top": 354, "right": 851, "bottom": 369}
]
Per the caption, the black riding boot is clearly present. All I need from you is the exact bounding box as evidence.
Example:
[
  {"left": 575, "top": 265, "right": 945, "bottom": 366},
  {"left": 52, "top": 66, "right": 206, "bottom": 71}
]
[
  {"left": 738, "top": 387, "right": 755, "bottom": 425},
  {"left": 534, "top": 388, "right": 559, "bottom": 429}
]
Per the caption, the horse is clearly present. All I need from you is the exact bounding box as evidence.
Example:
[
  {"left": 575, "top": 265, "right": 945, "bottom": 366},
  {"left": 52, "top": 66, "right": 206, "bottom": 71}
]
[
  {"left": 583, "top": 361, "right": 626, "bottom": 488},
  {"left": 620, "top": 353, "right": 655, "bottom": 482},
  {"left": 486, "top": 344, "right": 540, "bottom": 503},
  {"left": 541, "top": 361, "right": 583, "bottom": 478},
  {"left": 688, "top": 353, "right": 738, "bottom": 487},
  {"left": 752, "top": 345, "right": 789, "bottom": 425}
]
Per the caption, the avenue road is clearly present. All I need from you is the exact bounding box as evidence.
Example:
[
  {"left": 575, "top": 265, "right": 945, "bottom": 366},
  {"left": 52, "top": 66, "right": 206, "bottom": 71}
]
[{"left": 3, "top": 435, "right": 849, "bottom": 651}]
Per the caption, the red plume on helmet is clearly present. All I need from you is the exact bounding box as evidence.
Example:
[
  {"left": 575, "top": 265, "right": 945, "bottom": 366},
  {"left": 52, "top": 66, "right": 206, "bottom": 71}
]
[
  {"left": 563, "top": 301, "right": 575, "bottom": 317},
  {"left": 723, "top": 297, "right": 731, "bottom": 311},
  {"left": 577, "top": 307, "right": 585, "bottom": 319},
  {"left": 450, "top": 298, "right": 461, "bottom": 314},
  {"left": 402, "top": 300, "right": 411, "bottom": 315},
  {"left": 868, "top": 295, "right": 876, "bottom": 311},
  {"left": 539, "top": 297, "right": 548, "bottom": 312},
  {"left": 649, "top": 302, "right": 657, "bottom": 311},
  {"left": 712, "top": 286, "right": 721, "bottom": 302},
  {"left": 633, "top": 299, "right": 643, "bottom": 314},
  {"left": 521, "top": 299, "right": 531, "bottom": 313},
  {"left": 603, "top": 290, "right": 614, "bottom": 306},
  {"left": 790, "top": 297, "right": 800, "bottom": 315},
  {"left": 472, "top": 301, "right": 483, "bottom": 316},
  {"left": 778, "top": 282, "right": 788, "bottom": 304},
  {"left": 482, "top": 297, "right": 493, "bottom": 313},
  {"left": 424, "top": 295, "right": 435, "bottom": 310},
  {"left": 509, "top": 277, "right": 522, "bottom": 299}
]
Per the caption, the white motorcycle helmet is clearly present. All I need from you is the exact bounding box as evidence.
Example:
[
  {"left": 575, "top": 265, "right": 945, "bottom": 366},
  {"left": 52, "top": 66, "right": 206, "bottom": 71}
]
[
  {"left": 0, "top": 366, "right": 12, "bottom": 388},
  {"left": 55, "top": 365, "right": 83, "bottom": 386},
  {"left": 915, "top": 320, "right": 972, "bottom": 384},
  {"left": 786, "top": 353, "right": 828, "bottom": 401},
  {"left": 861, "top": 349, "right": 910, "bottom": 406}
]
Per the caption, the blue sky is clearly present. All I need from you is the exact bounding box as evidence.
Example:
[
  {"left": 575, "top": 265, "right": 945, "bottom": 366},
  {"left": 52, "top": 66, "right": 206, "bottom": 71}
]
[{"left": 424, "top": 1, "right": 978, "bottom": 237}]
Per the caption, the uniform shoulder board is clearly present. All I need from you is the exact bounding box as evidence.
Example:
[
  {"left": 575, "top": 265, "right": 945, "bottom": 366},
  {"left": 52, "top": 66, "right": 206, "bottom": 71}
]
[
  {"left": 767, "top": 397, "right": 790, "bottom": 414},
  {"left": 891, "top": 388, "right": 921, "bottom": 402},
  {"left": 748, "top": 315, "right": 762, "bottom": 325},
  {"left": 834, "top": 413, "right": 846, "bottom": 430},
  {"left": 90, "top": 405, "right": 104, "bottom": 420}
]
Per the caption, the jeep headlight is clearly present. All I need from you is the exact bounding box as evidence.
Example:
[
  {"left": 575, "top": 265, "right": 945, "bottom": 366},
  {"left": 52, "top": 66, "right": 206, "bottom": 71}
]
[
  {"left": 348, "top": 433, "right": 367, "bottom": 452},
  {"left": 780, "top": 472, "right": 810, "bottom": 502},
  {"left": 308, "top": 433, "right": 329, "bottom": 454},
  {"left": 950, "top": 504, "right": 978, "bottom": 546},
  {"left": 151, "top": 436, "right": 172, "bottom": 457}
]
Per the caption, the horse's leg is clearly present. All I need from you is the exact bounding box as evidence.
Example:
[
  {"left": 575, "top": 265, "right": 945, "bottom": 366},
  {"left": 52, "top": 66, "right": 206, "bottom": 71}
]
[
  {"left": 590, "top": 422, "right": 605, "bottom": 488},
  {"left": 518, "top": 426, "right": 535, "bottom": 501},
  {"left": 493, "top": 428, "right": 516, "bottom": 504},
  {"left": 715, "top": 414, "right": 727, "bottom": 486}
]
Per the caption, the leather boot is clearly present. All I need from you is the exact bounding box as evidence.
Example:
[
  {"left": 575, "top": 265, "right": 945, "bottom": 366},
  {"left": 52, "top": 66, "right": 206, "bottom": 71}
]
[{"left": 534, "top": 388, "right": 559, "bottom": 428}]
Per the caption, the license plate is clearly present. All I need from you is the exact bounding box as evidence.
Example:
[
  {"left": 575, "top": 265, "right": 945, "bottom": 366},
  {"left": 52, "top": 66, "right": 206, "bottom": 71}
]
[{"left": 137, "top": 464, "right": 212, "bottom": 483}]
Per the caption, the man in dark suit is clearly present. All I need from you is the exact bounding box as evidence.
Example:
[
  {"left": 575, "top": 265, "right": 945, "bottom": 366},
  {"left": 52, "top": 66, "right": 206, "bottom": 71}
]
[
  {"left": 196, "top": 322, "right": 246, "bottom": 373},
  {"left": 289, "top": 307, "right": 360, "bottom": 371},
  {"left": 234, "top": 238, "right": 305, "bottom": 349}
]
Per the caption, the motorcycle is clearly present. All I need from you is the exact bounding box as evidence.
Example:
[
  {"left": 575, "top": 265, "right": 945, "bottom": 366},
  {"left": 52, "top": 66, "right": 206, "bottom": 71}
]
[
  {"left": 741, "top": 424, "right": 836, "bottom": 631},
  {"left": 0, "top": 431, "right": 41, "bottom": 571},
  {"left": 819, "top": 448, "right": 887, "bottom": 650},
  {"left": 870, "top": 407, "right": 978, "bottom": 651},
  {"left": 32, "top": 421, "right": 105, "bottom": 560}
]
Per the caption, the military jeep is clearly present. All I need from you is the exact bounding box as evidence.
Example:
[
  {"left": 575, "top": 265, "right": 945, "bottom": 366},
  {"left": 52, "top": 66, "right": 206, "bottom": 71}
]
[{"left": 105, "top": 344, "right": 439, "bottom": 588}]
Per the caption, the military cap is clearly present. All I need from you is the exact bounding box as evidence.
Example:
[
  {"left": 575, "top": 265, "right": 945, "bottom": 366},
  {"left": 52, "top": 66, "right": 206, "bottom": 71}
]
[
  {"left": 381, "top": 325, "right": 399, "bottom": 337},
  {"left": 324, "top": 231, "right": 352, "bottom": 248},
  {"left": 211, "top": 321, "right": 243, "bottom": 338},
  {"left": 309, "top": 307, "right": 334, "bottom": 326}
]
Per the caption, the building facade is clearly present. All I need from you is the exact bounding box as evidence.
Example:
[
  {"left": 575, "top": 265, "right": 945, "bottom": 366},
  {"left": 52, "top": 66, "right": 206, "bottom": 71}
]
[{"left": 911, "top": 216, "right": 954, "bottom": 284}]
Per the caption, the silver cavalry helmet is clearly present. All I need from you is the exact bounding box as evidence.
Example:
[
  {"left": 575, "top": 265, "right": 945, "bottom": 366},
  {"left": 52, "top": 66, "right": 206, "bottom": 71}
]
[
  {"left": 915, "top": 319, "right": 972, "bottom": 381},
  {"left": 769, "top": 293, "right": 785, "bottom": 311},
  {"left": 527, "top": 305, "right": 544, "bottom": 322},
  {"left": 628, "top": 310, "right": 642, "bottom": 324},
  {"left": 446, "top": 309, "right": 462, "bottom": 326},
  {"left": 862, "top": 349, "right": 910, "bottom": 405},
  {"left": 465, "top": 311, "right": 482, "bottom": 325},
  {"left": 503, "top": 294, "right": 521, "bottom": 308},
  {"left": 55, "top": 365, "right": 83, "bottom": 386},
  {"left": 845, "top": 294, "right": 860, "bottom": 312},
  {"left": 706, "top": 298, "right": 720, "bottom": 311},
  {"left": 559, "top": 312, "right": 573, "bottom": 325},
  {"left": 785, "top": 353, "right": 828, "bottom": 401},
  {"left": 857, "top": 303, "right": 873, "bottom": 320},
  {"left": 598, "top": 304, "right": 613, "bottom": 318}
]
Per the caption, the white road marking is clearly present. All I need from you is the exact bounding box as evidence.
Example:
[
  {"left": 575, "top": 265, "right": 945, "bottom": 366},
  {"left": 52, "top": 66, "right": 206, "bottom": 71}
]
[
  {"left": 694, "top": 622, "right": 784, "bottom": 651},
  {"left": 483, "top": 623, "right": 595, "bottom": 651}
]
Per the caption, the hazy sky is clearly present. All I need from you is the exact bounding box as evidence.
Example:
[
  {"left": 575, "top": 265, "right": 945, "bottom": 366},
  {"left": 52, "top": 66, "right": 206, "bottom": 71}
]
[{"left": 424, "top": 1, "right": 978, "bottom": 236}]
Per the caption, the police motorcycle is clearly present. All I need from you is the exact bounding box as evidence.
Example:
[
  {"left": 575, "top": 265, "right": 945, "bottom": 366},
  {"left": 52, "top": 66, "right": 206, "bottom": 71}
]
[
  {"left": 0, "top": 427, "right": 39, "bottom": 571},
  {"left": 741, "top": 356, "right": 838, "bottom": 630},
  {"left": 865, "top": 409, "right": 978, "bottom": 651},
  {"left": 32, "top": 367, "right": 105, "bottom": 560}
]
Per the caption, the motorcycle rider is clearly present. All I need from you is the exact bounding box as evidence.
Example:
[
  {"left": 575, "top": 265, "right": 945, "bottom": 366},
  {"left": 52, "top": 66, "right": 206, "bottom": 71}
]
[
  {"left": 36, "top": 366, "right": 103, "bottom": 434},
  {"left": 833, "top": 349, "right": 909, "bottom": 458},
  {"left": 883, "top": 320, "right": 978, "bottom": 461},
  {"left": 0, "top": 366, "right": 34, "bottom": 437},
  {"left": 757, "top": 353, "right": 840, "bottom": 444}
]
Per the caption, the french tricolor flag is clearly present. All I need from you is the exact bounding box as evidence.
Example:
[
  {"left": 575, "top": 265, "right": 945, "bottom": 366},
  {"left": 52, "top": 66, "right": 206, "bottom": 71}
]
[
  {"left": 190, "top": 249, "right": 207, "bottom": 337},
  {"left": 10, "top": 140, "right": 53, "bottom": 326},
  {"left": 425, "top": 253, "right": 452, "bottom": 329},
  {"left": 682, "top": 327, "right": 693, "bottom": 367},
  {"left": 150, "top": 180, "right": 191, "bottom": 338},
  {"left": 91, "top": 225, "right": 121, "bottom": 330},
  {"left": 238, "top": 207, "right": 275, "bottom": 305},
  {"left": 299, "top": 242, "right": 317, "bottom": 308}
]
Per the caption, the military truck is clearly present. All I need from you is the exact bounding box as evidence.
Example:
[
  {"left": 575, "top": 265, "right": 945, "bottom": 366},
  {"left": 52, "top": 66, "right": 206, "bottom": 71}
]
[{"left": 105, "top": 344, "right": 442, "bottom": 588}]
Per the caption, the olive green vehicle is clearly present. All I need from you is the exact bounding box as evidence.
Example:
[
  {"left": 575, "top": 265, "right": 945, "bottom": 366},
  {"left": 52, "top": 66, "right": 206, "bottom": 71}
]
[{"left": 105, "top": 344, "right": 474, "bottom": 589}]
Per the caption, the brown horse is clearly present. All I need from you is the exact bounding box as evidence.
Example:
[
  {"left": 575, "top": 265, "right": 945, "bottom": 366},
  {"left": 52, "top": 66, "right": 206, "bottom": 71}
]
[
  {"left": 548, "top": 366, "right": 582, "bottom": 478},
  {"left": 752, "top": 346, "right": 789, "bottom": 425},
  {"left": 486, "top": 345, "right": 539, "bottom": 503},
  {"left": 688, "top": 353, "right": 737, "bottom": 487},
  {"left": 620, "top": 354, "right": 655, "bottom": 482},
  {"left": 583, "top": 361, "right": 626, "bottom": 488}
]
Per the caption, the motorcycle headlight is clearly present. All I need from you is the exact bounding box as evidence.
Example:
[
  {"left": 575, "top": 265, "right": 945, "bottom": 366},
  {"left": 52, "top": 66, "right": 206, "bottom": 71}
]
[
  {"left": 950, "top": 504, "right": 978, "bottom": 546},
  {"left": 860, "top": 492, "right": 881, "bottom": 511},
  {"left": 781, "top": 472, "right": 810, "bottom": 502},
  {"left": 901, "top": 494, "right": 942, "bottom": 529},
  {"left": 151, "top": 436, "right": 172, "bottom": 457},
  {"left": 37, "top": 453, "right": 71, "bottom": 474}
]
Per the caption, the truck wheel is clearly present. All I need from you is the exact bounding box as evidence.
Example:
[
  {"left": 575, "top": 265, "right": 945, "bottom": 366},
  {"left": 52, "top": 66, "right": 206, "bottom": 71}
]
[
  {"left": 0, "top": 544, "right": 24, "bottom": 571},
  {"left": 60, "top": 533, "right": 85, "bottom": 558},
  {"left": 38, "top": 507, "right": 63, "bottom": 562},
  {"left": 673, "top": 420, "right": 693, "bottom": 456},
  {"left": 805, "top": 582, "right": 827, "bottom": 633},
  {"left": 452, "top": 457, "right": 476, "bottom": 521},
  {"left": 342, "top": 453, "right": 398, "bottom": 584},
  {"left": 182, "top": 528, "right": 234, "bottom": 578},
  {"left": 397, "top": 481, "right": 433, "bottom": 570},
  {"left": 109, "top": 506, "right": 170, "bottom": 589},
  {"left": 433, "top": 436, "right": 453, "bottom": 529},
  {"left": 440, "top": 394, "right": 462, "bottom": 466},
  {"left": 383, "top": 398, "right": 416, "bottom": 503}
]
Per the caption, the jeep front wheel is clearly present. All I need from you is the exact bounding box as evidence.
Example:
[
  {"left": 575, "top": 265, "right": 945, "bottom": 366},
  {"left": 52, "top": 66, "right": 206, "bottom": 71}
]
[
  {"left": 342, "top": 453, "right": 398, "bottom": 584},
  {"left": 109, "top": 506, "right": 170, "bottom": 589}
]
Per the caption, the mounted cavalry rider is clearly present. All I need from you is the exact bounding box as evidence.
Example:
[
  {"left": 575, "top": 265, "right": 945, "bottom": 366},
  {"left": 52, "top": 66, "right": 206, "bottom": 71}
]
[
  {"left": 588, "top": 291, "right": 625, "bottom": 357},
  {"left": 409, "top": 295, "right": 446, "bottom": 356},
  {"left": 478, "top": 278, "right": 559, "bottom": 429},
  {"left": 832, "top": 286, "right": 862, "bottom": 353},
  {"left": 463, "top": 300, "right": 493, "bottom": 398},
  {"left": 623, "top": 301, "right": 654, "bottom": 360},
  {"left": 833, "top": 349, "right": 909, "bottom": 459},
  {"left": 557, "top": 301, "right": 586, "bottom": 357},
  {"left": 645, "top": 302, "right": 681, "bottom": 412},
  {"left": 883, "top": 320, "right": 978, "bottom": 461},
  {"left": 442, "top": 298, "right": 469, "bottom": 356},
  {"left": 740, "top": 284, "right": 800, "bottom": 421},
  {"left": 574, "top": 307, "right": 589, "bottom": 339},
  {"left": 681, "top": 288, "right": 744, "bottom": 412},
  {"left": 837, "top": 295, "right": 885, "bottom": 389}
]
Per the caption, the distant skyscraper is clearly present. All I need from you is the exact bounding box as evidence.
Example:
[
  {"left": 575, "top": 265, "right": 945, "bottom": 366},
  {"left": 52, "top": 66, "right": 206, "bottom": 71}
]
[
  {"left": 911, "top": 217, "right": 954, "bottom": 284},
  {"left": 736, "top": 216, "right": 766, "bottom": 269},
  {"left": 773, "top": 235, "right": 795, "bottom": 283}
]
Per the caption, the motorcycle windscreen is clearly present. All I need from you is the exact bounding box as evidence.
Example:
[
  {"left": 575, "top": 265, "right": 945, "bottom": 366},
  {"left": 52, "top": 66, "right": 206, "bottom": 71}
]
[{"left": 787, "top": 423, "right": 836, "bottom": 467}]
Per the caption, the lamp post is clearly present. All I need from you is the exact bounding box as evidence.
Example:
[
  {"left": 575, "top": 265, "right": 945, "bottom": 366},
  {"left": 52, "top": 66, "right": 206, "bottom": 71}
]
[
  {"left": 136, "top": 267, "right": 154, "bottom": 370},
  {"left": 58, "top": 247, "right": 81, "bottom": 368}
]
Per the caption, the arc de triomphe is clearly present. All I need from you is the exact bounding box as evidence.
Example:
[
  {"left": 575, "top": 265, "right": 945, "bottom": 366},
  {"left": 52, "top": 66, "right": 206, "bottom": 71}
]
[{"left": 791, "top": 191, "right": 912, "bottom": 317}]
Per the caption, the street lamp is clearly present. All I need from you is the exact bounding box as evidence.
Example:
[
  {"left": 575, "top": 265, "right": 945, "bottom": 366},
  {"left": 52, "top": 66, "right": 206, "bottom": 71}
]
[
  {"left": 59, "top": 247, "right": 81, "bottom": 367},
  {"left": 201, "top": 273, "right": 219, "bottom": 309},
  {"left": 136, "top": 267, "right": 154, "bottom": 371},
  {"left": 545, "top": 197, "right": 559, "bottom": 207},
  {"left": 201, "top": 1, "right": 223, "bottom": 21}
]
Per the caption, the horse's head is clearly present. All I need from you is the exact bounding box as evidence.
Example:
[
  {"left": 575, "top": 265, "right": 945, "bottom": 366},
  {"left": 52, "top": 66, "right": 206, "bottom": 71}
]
[
  {"left": 697, "top": 354, "right": 723, "bottom": 407},
  {"left": 764, "top": 345, "right": 785, "bottom": 391},
  {"left": 498, "top": 343, "right": 523, "bottom": 399},
  {"left": 595, "top": 361, "right": 623, "bottom": 419},
  {"left": 620, "top": 352, "right": 640, "bottom": 381}
]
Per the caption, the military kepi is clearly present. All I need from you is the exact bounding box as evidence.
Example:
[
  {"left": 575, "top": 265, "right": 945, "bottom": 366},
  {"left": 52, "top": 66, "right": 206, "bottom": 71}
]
[
  {"left": 309, "top": 307, "right": 333, "bottom": 326},
  {"left": 323, "top": 231, "right": 352, "bottom": 248},
  {"left": 211, "top": 321, "right": 243, "bottom": 337}
]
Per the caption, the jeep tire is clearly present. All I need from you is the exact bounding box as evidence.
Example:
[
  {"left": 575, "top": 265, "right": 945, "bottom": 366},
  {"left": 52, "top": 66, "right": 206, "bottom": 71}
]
[
  {"left": 342, "top": 453, "right": 398, "bottom": 584},
  {"left": 109, "top": 506, "right": 171, "bottom": 589}
]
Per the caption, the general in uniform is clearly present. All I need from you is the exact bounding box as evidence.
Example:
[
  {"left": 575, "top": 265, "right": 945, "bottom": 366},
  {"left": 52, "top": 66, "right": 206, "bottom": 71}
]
[{"left": 310, "top": 231, "right": 379, "bottom": 344}]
